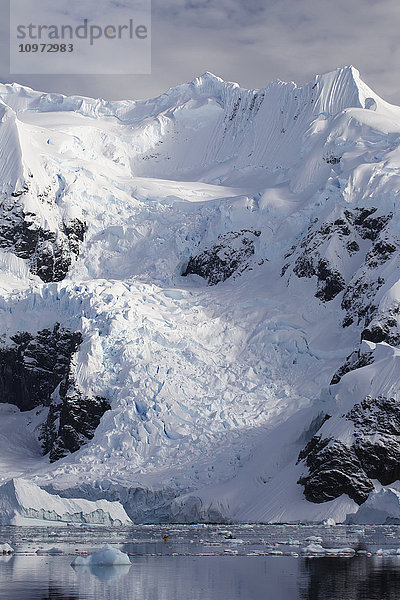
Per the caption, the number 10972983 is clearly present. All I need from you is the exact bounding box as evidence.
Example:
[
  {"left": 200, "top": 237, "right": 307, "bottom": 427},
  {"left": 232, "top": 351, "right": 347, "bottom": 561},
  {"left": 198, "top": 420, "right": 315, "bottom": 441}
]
[{"left": 18, "top": 44, "right": 74, "bottom": 53}]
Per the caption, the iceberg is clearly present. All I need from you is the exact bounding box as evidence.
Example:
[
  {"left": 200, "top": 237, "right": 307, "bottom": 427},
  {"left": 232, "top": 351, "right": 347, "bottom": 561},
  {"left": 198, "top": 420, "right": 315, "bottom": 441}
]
[
  {"left": 0, "top": 479, "right": 132, "bottom": 526},
  {"left": 346, "top": 488, "right": 400, "bottom": 525},
  {"left": 0, "top": 543, "right": 14, "bottom": 554},
  {"left": 72, "top": 544, "right": 131, "bottom": 566}
]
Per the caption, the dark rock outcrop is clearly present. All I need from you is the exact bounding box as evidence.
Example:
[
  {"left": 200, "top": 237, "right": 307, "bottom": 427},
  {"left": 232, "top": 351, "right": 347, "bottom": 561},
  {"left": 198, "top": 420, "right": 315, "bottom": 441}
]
[
  {"left": 324, "top": 154, "right": 341, "bottom": 164},
  {"left": 365, "top": 239, "right": 397, "bottom": 269},
  {"left": 41, "top": 379, "right": 111, "bottom": 462},
  {"left": 344, "top": 208, "right": 392, "bottom": 241},
  {"left": 341, "top": 230, "right": 399, "bottom": 330},
  {"left": 0, "top": 324, "right": 82, "bottom": 411},
  {"left": 341, "top": 275, "right": 384, "bottom": 327},
  {"left": 349, "top": 396, "right": 400, "bottom": 485},
  {"left": 182, "top": 229, "right": 261, "bottom": 285},
  {"left": 361, "top": 309, "right": 400, "bottom": 346},
  {"left": 330, "top": 348, "right": 374, "bottom": 385},
  {"left": 283, "top": 213, "right": 357, "bottom": 302},
  {"left": 297, "top": 437, "right": 373, "bottom": 504},
  {"left": 298, "top": 396, "right": 400, "bottom": 504},
  {"left": 0, "top": 324, "right": 110, "bottom": 462},
  {"left": 283, "top": 208, "right": 396, "bottom": 315},
  {"left": 314, "top": 259, "right": 346, "bottom": 302},
  {"left": 0, "top": 183, "right": 85, "bottom": 282}
]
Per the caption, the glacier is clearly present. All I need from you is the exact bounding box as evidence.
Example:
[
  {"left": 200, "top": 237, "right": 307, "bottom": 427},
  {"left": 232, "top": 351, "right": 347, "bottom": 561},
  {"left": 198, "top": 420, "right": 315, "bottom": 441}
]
[{"left": 0, "top": 66, "right": 399, "bottom": 522}]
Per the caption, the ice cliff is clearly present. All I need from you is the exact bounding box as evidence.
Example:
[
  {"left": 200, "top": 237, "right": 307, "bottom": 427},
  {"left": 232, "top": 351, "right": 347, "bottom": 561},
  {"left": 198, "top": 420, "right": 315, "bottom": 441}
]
[{"left": 0, "top": 479, "right": 131, "bottom": 526}]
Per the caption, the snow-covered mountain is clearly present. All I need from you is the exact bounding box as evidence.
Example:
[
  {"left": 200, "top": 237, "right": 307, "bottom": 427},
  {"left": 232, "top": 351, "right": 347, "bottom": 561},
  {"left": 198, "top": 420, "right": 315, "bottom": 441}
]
[{"left": 0, "top": 66, "right": 400, "bottom": 523}]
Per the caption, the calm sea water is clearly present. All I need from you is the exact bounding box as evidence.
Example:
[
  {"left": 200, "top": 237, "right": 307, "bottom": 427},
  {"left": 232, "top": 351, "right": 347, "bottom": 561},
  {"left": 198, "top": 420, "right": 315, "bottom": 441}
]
[{"left": 1, "top": 524, "right": 400, "bottom": 599}]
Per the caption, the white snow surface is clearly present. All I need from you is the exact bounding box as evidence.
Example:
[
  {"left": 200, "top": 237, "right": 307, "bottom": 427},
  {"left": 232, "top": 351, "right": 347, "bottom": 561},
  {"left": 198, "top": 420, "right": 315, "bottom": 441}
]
[
  {"left": 0, "top": 66, "right": 399, "bottom": 522},
  {"left": 0, "top": 479, "right": 131, "bottom": 526}
]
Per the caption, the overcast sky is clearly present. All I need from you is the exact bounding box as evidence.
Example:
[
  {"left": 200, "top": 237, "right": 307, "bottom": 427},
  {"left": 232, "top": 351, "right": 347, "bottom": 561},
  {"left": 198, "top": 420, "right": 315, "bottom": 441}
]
[{"left": 1, "top": 0, "right": 400, "bottom": 103}]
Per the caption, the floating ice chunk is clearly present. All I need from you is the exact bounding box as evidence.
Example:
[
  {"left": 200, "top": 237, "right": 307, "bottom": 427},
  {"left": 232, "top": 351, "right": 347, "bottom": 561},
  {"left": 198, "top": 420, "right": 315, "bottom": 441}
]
[
  {"left": 325, "top": 547, "right": 355, "bottom": 557},
  {"left": 219, "top": 530, "right": 233, "bottom": 537},
  {"left": 305, "top": 536, "right": 323, "bottom": 544},
  {"left": 72, "top": 544, "right": 131, "bottom": 566},
  {"left": 0, "top": 543, "right": 14, "bottom": 554},
  {"left": 36, "top": 547, "right": 63, "bottom": 555},
  {"left": 348, "top": 527, "right": 365, "bottom": 535},
  {"left": 301, "top": 543, "right": 326, "bottom": 556},
  {"left": 322, "top": 518, "right": 336, "bottom": 526},
  {"left": 301, "top": 543, "right": 355, "bottom": 557},
  {"left": 375, "top": 548, "right": 400, "bottom": 556}
]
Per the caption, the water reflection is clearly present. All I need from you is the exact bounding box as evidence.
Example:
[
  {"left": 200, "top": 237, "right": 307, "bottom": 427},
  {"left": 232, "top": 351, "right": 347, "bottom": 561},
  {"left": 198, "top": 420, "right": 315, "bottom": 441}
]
[
  {"left": 36, "top": 586, "right": 79, "bottom": 600},
  {"left": 0, "top": 555, "right": 298, "bottom": 600},
  {"left": 5, "top": 555, "right": 400, "bottom": 600},
  {"left": 72, "top": 564, "right": 131, "bottom": 582},
  {"left": 0, "top": 556, "right": 80, "bottom": 600},
  {"left": 300, "top": 555, "right": 400, "bottom": 600},
  {"left": 3, "top": 524, "right": 400, "bottom": 599}
]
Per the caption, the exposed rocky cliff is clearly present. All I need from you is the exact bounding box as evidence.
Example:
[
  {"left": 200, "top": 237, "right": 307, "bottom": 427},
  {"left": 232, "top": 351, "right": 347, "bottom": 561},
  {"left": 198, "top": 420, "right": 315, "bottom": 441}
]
[
  {"left": 0, "top": 324, "right": 110, "bottom": 462},
  {"left": 282, "top": 207, "right": 395, "bottom": 313},
  {"left": 298, "top": 396, "right": 400, "bottom": 505},
  {"left": 182, "top": 229, "right": 261, "bottom": 285},
  {"left": 0, "top": 181, "right": 85, "bottom": 282}
]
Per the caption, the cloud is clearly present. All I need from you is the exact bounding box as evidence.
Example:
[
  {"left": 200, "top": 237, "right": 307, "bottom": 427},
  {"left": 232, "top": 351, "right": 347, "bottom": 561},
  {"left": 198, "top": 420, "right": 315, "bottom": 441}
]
[
  {"left": 0, "top": 0, "right": 400, "bottom": 104},
  {"left": 154, "top": 0, "right": 268, "bottom": 28}
]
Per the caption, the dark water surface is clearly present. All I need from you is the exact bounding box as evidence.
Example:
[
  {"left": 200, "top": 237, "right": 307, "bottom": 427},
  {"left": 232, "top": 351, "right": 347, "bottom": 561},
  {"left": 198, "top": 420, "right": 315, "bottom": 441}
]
[{"left": 1, "top": 524, "right": 400, "bottom": 599}]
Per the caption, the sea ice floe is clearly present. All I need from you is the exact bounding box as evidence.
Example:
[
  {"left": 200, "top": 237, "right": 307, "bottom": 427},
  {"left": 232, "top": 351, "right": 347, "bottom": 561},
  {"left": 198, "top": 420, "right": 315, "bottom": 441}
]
[
  {"left": 36, "top": 547, "right": 64, "bottom": 555},
  {"left": 375, "top": 548, "right": 400, "bottom": 556},
  {"left": 301, "top": 543, "right": 355, "bottom": 557},
  {"left": 305, "top": 536, "right": 323, "bottom": 544}
]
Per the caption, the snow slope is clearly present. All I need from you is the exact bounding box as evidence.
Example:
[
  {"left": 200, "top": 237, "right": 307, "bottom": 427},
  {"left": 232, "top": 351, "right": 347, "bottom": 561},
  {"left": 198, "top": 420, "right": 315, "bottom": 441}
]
[{"left": 0, "top": 66, "right": 399, "bottom": 522}]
